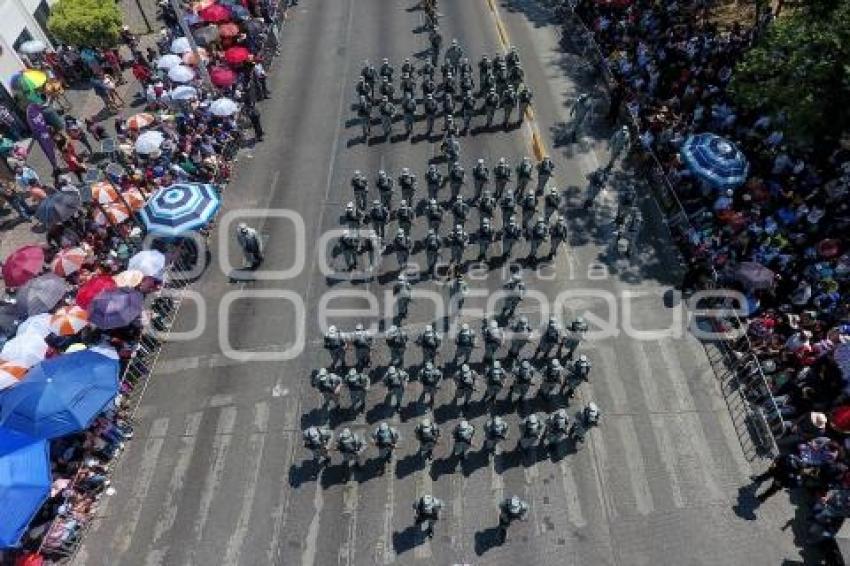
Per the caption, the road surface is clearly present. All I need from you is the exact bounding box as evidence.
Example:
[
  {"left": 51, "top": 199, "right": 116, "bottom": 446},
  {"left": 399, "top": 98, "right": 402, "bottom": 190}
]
[{"left": 74, "top": 1, "right": 802, "bottom": 565}]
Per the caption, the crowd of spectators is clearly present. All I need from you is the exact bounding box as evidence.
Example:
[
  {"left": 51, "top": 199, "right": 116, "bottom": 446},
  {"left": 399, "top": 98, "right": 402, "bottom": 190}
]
[{"left": 572, "top": 0, "right": 850, "bottom": 550}]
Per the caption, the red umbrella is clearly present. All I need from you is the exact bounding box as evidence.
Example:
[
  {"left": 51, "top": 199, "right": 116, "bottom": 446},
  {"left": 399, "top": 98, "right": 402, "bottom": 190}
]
[
  {"left": 2, "top": 245, "right": 44, "bottom": 287},
  {"left": 218, "top": 22, "right": 240, "bottom": 38},
  {"left": 832, "top": 406, "right": 850, "bottom": 434},
  {"left": 75, "top": 275, "right": 117, "bottom": 310},
  {"left": 199, "top": 4, "right": 231, "bottom": 23},
  {"left": 224, "top": 46, "right": 251, "bottom": 66},
  {"left": 209, "top": 66, "right": 237, "bottom": 87}
]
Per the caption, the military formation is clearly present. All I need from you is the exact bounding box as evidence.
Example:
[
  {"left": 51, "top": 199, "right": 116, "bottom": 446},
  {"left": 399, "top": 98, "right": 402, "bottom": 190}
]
[{"left": 305, "top": 29, "right": 610, "bottom": 545}]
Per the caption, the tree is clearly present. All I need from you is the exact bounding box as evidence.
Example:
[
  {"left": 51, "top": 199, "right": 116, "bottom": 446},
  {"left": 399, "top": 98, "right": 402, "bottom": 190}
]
[
  {"left": 730, "top": 0, "right": 850, "bottom": 146},
  {"left": 47, "top": 0, "right": 123, "bottom": 48}
]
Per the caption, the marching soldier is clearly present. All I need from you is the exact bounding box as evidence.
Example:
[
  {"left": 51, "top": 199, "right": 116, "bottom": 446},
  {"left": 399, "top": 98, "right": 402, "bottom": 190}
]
[
  {"left": 501, "top": 86, "right": 517, "bottom": 126},
  {"left": 500, "top": 189, "right": 517, "bottom": 228},
  {"left": 546, "top": 409, "right": 571, "bottom": 452},
  {"left": 478, "top": 55, "right": 492, "bottom": 84},
  {"left": 451, "top": 195, "right": 470, "bottom": 227},
  {"left": 560, "top": 316, "right": 588, "bottom": 361},
  {"left": 493, "top": 157, "right": 511, "bottom": 199},
  {"left": 324, "top": 325, "right": 346, "bottom": 368},
  {"left": 379, "top": 96, "right": 396, "bottom": 137},
  {"left": 355, "top": 76, "right": 371, "bottom": 102},
  {"left": 520, "top": 189, "right": 537, "bottom": 230},
  {"left": 445, "top": 38, "right": 464, "bottom": 73},
  {"left": 484, "top": 88, "right": 500, "bottom": 127},
  {"left": 452, "top": 419, "right": 475, "bottom": 461},
  {"left": 413, "top": 495, "right": 444, "bottom": 538},
  {"left": 498, "top": 496, "right": 529, "bottom": 541},
  {"left": 540, "top": 358, "right": 565, "bottom": 401},
  {"left": 337, "top": 428, "right": 365, "bottom": 473},
  {"left": 516, "top": 157, "right": 533, "bottom": 192},
  {"left": 442, "top": 132, "right": 461, "bottom": 163},
  {"left": 400, "top": 72, "right": 416, "bottom": 100},
  {"left": 455, "top": 322, "right": 476, "bottom": 364},
  {"left": 510, "top": 359, "right": 536, "bottom": 403},
  {"left": 494, "top": 60, "right": 508, "bottom": 92},
  {"left": 401, "top": 57, "right": 415, "bottom": 78},
  {"left": 482, "top": 319, "right": 504, "bottom": 362},
  {"left": 357, "top": 95, "right": 372, "bottom": 138},
  {"left": 472, "top": 158, "right": 489, "bottom": 200},
  {"left": 343, "top": 202, "right": 364, "bottom": 229},
  {"left": 340, "top": 230, "right": 360, "bottom": 271},
  {"left": 483, "top": 415, "right": 509, "bottom": 458},
  {"left": 536, "top": 317, "right": 562, "bottom": 358},
  {"left": 461, "top": 91, "right": 476, "bottom": 132},
  {"left": 459, "top": 73, "right": 475, "bottom": 99},
  {"left": 402, "top": 93, "right": 417, "bottom": 136},
  {"left": 376, "top": 169, "right": 394, "bottom": 208},
  {"left": 477, "top": 216, "right": 495, "bottom": 260},
  {"left": 385, "top": 324, "right": 408, "bottom": 367},
  {"left": 519, "top": 413, "right": 545, "bottom": 453},
  {"left": 415, "top": 419, "right": 441, "bottom": 461},
  {"left": 544, "top": 186, "right": 562, "bottom": 220},
  {"left": 398, "top": 168, "right": 417, "bottom": 204},
  {"left": 536, "top": 155, "right": 555, "bottom": 195},
  {"left": 567, "top": 354, "right": 592, "bottom": 398},
  {"left": 517, "top": 83, "right": 533, "bottom": 119},
  {"left": 379, "top": 77, "right": 396, "bottom": 102},
  {"left": 483, "top": 359, "right": 506, "bottom": 403},
  {"left": 417, "top": 324, "right": 443, "bottom": 364},
  {"left": 449, "top": 272, "right": 469, "bottom": 317},
  {"left": 312, "top": 368, "right": 342, "bottom": 409},
  {"left": 383, "top": 365, "right": 409, "bottom": 411},
  {"left": 548, "top": 213, "right": 568, "bottom": 258},
  {"left": 379, "top": 58, "right": 394, "bottom": 82},
  {"left": 372, "top": 422, "right": 400, "bottom": 469},
  {"left": 396, "top": 198, "right": 414, "bottom": 235},
  {"left": 507, "top": 315, "right": 534, "bottom": 358},
  {"left": 419, "top": 361, "right": 443, "bottom": 405},
  {"left": 508, "top": 63, "right": 524, "bottom": 88},
  {"left": 351, "top": 322, "right": 373, "bottom": 369},
  {"left": 425, "top": 164, "right": 443, "bottom": 199},
  {"left": 425, "top": 198, "right": 444, "bottom": 231},
  {"left": 569, "top": 93, "right": 592, "bottom": 142},
  {"left": 528, "top": 215, "right": 549, "bottom": 260},
  {"left": 422, "top": 74, "right": 438, "bottom": 99},
  {"left": 369, "top": 200, "right": 390, "bottom": 242},
  {"left": 454, "top": 363, "right": 478, "bottom": 407},
  {"left": 419, "top": 59, "right": 435, "bottom": 80},
  {"left": 423, "top": 93, "right": 439, "bottom": 134},
  {"left": 361, "top": 60, "right": 378, "bottom": 90},
  {"left": 393, "top": 229, "right": 412, "bottom": 269},
  {"left": 446, "top": 224, "right": 469, "bottom": 265},
  {"left": 501, "top": 215, "right": 522, "bottom": 258},
  {"left": 424, "top": 227, "right": 442, "bottom": 274},
  {"left": 351, "top": 170, "right": 369, "bottom": 210},
  {"left": 479, "top": 189, "right": 496, "bottom": 220},
  {"left": 458, "top": 57, "right": 473, "bottom": 78},
  {"left": 429, "top": 27, "right": 443, "bottom": 65},
  {"left": 345, "top": 368, "right": 370, "bottom": 412},
  {"left": 303, "top": 425, "right": 333, "bottom": 465},
  {"left": 393, "top": 272, "right": 413, "bottom": 318},
  {"left": 448, "top": 161, "right": 465, "bottom": 198},
  {"left": 502, "top": 271, "right": 526, "bottom": 318},
  {"left": 505, "top": 45, "right": 520, "bottom": 69}
]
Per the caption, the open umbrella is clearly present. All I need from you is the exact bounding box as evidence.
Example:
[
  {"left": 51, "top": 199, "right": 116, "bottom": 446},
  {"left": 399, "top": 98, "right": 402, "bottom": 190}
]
[
  {"left": 34, "top": 192, "right": 81, "bottom": 227},
  {"left": 168, "top": 64, "right": 195, "bottom": 83},
  {"left": 139, "top": 183, "right": 221, "bottom": 236},
  {"left": 75, "top": 275, "right": 117, "bottom": 309},
  {"left": 156, "top": 53, "right": 183, "bottom": 70},
  {"left": 193, "top": 25, "right": 220, "bottom": 46},
  {"left": 182, "top": 48, "right": 209, "bottom": 66},
  {"left": 734, "top": 261, "right": 775, "bottom": 291},
  {"left": 210, "top": 97, "right": 238, "bottom": 116},
  {"left": 2, "top": 245, "right": 44, "bottom": 288},
  {"left": 170, "top": 36, "right": 192, "bottom": 55},
  {"left": 680, "top": 133, "right": 749, "bottom": 189},
  {"left": 192, "top": 0, "right": 215, "bottom": 9},
  {"left": 0, "top": 350, "right": 120, "bottom": 439},
  {"left": 135, "top": 130, "right": 165, "bottom": 155},
  {"left": 128, "top": 250, "right": 167, "bottom": 279},
  {"left": 170, "top": 85, "right": 198, "bottom": 102},
  {"left": 51, "top": 247, "right": 88, "bottom": 278},
  {"left": 199, "top": 4, "right": 231, "bottom": 22},
  {"left": 0, "top": 360, "right": 28, "bottom": 390},
  {"left": 121, "top": 188, "right": 147, "bottom": 211},
  {"left": 126, "top": 112, "right": 156, "bottom": 130},
  {"left": 18, "top": 40, "right": 47, "bottom": 55},
  {"left": 93, "top": 202, "right": 132, "bottom": 226},
  {"left": 91, "top": 181, "right": 120, "bottom": 204},
  {"left": 16, "top": 314, "right": 52, "bottom": 339},
  {"left": 218, "top": 22, "right": 239, "bottom": 38},
  {"left": 229, "top": 4, "right": 250, "bottom": 19},
  {"left": 11, "top": 70, "right": 47, "bottom": 92},
  {"left": 49, "top": 306, "right": 88, "bottom": 336},
  {"left": 209, "top": 66, "right": 237, "bottom": 87},
  {"left": 89, "top": 289, "right": 144, "bottom": 329},
  {"left": 0, "top": 428, "right": 51, "bottom": 547},
  {"left": 0, "top": 333, "right": 47, "bottom": 368},
  {"left": 15, "top": 274, "right": 67, "bottom": 317},
  {"left": 224, "top": 46, "right": 251, "bottom": 65},
  {"left": 114, "top": 270, "right": 145, "bottom": 288}
]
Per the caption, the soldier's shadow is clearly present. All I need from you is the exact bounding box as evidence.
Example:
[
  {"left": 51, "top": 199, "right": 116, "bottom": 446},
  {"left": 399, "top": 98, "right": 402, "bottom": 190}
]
[
  {"left": 429, "top": 455, "right": 460, "bottom": 480},
  {"left": 474, "top": 526, "right": 504, "bottom": 555},
  {"left": 319, "top": 463, "right": 351, "bottom": 488},
  {"left": 395, "top": 452, "right": 425, "bottom": 480},
  {"left": 356, "top": 457, "right": 388, "bottom": 483},
  {"left": 365, "top": 399, "right": 397, "bottom": 424},
  {"left": 392, "top": 524, "right": 426, "bottom": 555},
  {"left": 288, "top": 460, "right": 320, "bottom": 488}
]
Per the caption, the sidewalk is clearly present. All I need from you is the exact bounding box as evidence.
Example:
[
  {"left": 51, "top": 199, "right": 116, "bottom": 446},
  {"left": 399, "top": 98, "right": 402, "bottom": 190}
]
[{"left": 0, "top": 40, "right": 154, "bottom": 279}]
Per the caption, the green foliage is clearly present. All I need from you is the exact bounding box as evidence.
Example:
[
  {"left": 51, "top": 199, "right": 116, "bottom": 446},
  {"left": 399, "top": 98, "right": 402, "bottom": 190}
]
[
  {"left": 47, "top": 0, "right": 123, "bottom": 48},
  {"left": 729, "top": 0, "right": 850, "bottom": 146}
]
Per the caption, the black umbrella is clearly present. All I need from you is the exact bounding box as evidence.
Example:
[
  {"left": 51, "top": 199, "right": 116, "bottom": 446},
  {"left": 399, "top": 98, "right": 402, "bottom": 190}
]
[
  {"left": 35, "top": 192, "right": 82, "bottom": 226},
  {"left": 0, "top": 304, "right": 21, "bottom": 337},
  {"left": 193, "top": 25, "right": 220, "bottom": 46},
  {"left": 15, "top": 274, "right": 68, "bottom": 317}
]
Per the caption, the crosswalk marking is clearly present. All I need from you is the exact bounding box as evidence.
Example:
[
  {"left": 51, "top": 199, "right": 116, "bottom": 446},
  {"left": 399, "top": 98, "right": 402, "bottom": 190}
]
[
  {"left": 589, "top": 343, "right": 628, "bottom": 413},
  {"left": 558, "top": 459, "right": 587, "bottom": 528},
  {"left": 303, "top": 480, "right": 325, "bottom": 566},
  {"left": 649, "top": 414, "right": 686, "bottom": 508},
  {"left": 148, "top": 411, "right": 204, "bottom": 560},
  {"left": 611, "top": 416, "right": 654, "bottom": 516},
  {"left": 676, "top": 412, "right": 725, "bottom": 503},
  {"left": 266, "top": 399, "right": 299, "bottom": 564},
  {"left": 715, "top": 407, "right": 752, "bottom": 478},
  {"left": 113, "top": 417, "right": 169, "bottom": 556},
  {"left": 656, "top": 339, "right": 697, "bottom": 412},
  {"left": 450, "top": 472, "right": 466, "bottom": 554},
  {"left": 628, "top": 340, "right": 664, "bottom": 413},
  {"left": 223, "top": 402, "right": 270, "bottom": 566},
  {"left": 189, "top": 406, "right": 237, "bottom": 561},
  {"left": 586, "top": 417, "right": 618, "bottom": 520},
  {"left": 379, "top": 456, "right": 397, "bottom": 565}
]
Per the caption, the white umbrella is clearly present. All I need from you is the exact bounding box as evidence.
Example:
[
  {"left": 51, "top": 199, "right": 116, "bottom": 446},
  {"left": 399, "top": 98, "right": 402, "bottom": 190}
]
[
  {"left": 135, "top": 130, "right": 165, "bottom": 155},
  {"left": 169, "top": 85, "right": 198, "bottom": 101},
  {"left": 170, "top": 36, "right": 192, "bottom": 54},
  {"left": 16, "top": 314, "right": 52, "bottom": 339},
  {"left": 156, "top": 54, "right": 183, "bottom": 70},
  {"left": 0, "top": 332, "right": 48, "bottom": 368},
  {"left": 128, "top": 250, "right": 166, "bottom": 279},
  {"left": 19, "top": 40, "right": 47, "bottom": 55},
  {"left": 168, "top": 65, "right": 195, "bottom": 83},
  {"left": 209, "top": 97, "right": 239, "bottom": 117}
]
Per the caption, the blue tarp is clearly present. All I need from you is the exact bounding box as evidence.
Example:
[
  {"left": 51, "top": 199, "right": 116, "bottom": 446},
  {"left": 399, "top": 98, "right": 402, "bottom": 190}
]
[{"left": 0, "top": 427, "right": 51, "bottom": 548}]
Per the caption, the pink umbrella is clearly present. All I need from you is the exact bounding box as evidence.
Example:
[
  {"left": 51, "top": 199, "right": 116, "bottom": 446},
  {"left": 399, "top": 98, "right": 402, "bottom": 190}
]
[
  {"left": 224, "top": 46, "right": 251, "bottom": 66},
  {"left": 199, "top": 4, "right": 230, "bottom": 23},
  {"left": 209, "top": 66, "right": 237, "bottom": 87},
  {"left": 2, "top": 245, "right": 44, "bottom": 288},
  {"left": 52, "top": 247, "right": 88, "bottom": 277},
  {"left": 218, "top": 22, "right": 240, "bottom": 38}
]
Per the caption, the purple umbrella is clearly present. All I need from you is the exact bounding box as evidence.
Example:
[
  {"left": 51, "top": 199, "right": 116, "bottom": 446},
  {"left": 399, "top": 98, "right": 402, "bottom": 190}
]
[{"left": 88, "top": 289, "right": 144, "bottom": 329}]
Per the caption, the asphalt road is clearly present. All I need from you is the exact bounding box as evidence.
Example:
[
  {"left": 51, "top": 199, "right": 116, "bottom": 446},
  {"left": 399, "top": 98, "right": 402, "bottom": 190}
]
[{"left": 73, "top": 1, "right": 803, "bottom": 565}]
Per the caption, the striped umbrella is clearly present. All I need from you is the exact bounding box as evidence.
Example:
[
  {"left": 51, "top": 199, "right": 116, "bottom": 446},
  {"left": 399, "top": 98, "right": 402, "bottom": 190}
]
[
  {"left": 0, "top": 333, "right": 48, "bottom": 368},
  {"left": 52, "top": 247, "right": 88, "bottom": 277},
  {"left": 680, "top": 133, "right": 749, "bottom": 189},
  {"left": 91, "top": 181, "right": 120, "bottom": 205},
  {"left": 0, "top": 359, "right": 28, "bottom": 390},
  {"left": 139, "top": 183, "right": 221, "bottom": 236},
  {"left": 93, "top": 202, "right": 132, "bottom": 226},
  {"left": 121, "top": 188, "right": 147, "bottom": 211},
  {"left": 48, "top": 306, "right": 89, "bottom": 336},
  {"left": 126, "top": 113, "right": 156, "bottom": 130}
]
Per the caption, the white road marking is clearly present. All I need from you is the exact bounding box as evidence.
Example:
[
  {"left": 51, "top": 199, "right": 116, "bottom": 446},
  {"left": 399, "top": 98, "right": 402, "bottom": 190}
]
[
  {"left": 649, "top": 413, "right": 685, "bottom": 508},
  {"left": 338, "top": 477, "right": 359, "bottom": 566},
  {"left": 558, "top": 459, "right": 587, "bottom": 528},
  {"left": 450, "top": 472, "right": 465, "bottom": 554},
  {"left": 223, "top": 401, "right": 270, "bottom": 565},
  {"left": 302, "top": 480, "right": 325, "bottom": 566},
  {"left": 113, "top": 417, "right": 169, "bottom": 555},
  {"left": 677, "top": 412, "right": 725, "bottom": 503},
  {"left": 589, "top": 342, "right": 628, "bottom": 413},
  {"left": 587, "top": 415, "right": 617, "bottom": 520},
  {"left": 716, "top": 406, "right": 753, "bottom": 478},
  {"left": 628, "top": 340, "right": 664, "bottom": 413},
  {"left": 656, "top": 339, "right": 696, "bottom": 412},
  {"left": 611, "top": 416, "right": 654, "bottom": 516},
  {"left": 266, "top": 399, "right": 299, "bottom": 564}
]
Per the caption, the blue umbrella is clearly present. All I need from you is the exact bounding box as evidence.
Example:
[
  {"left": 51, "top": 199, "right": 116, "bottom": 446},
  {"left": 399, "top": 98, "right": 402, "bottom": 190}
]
[
  {"left": 139, "top": 183, "right": 221, "bottom": 237},
  {"left": 680, "top": 133, "right": 749, "bottom": 188},
  {"left": 0, "top": 428, "right": 51, "bottom": 548},
  {"left": 88, "top": 288, "right": 144, "bottom": 329},
  {"left": 0, "top": 351, "right": 119, "bottom": 439}
]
